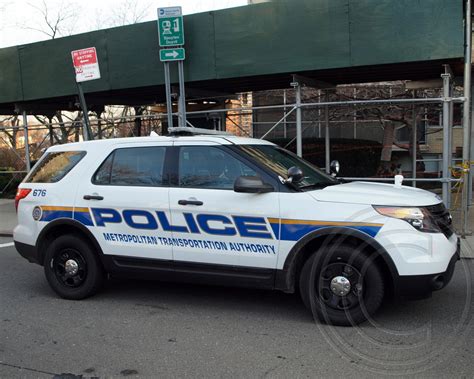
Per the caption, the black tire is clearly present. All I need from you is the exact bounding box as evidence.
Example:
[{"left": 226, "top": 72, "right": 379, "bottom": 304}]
[
  {"left": 43, "top": 235, "right": 104, "bottom": 300},
  {"left": 299, "top": 244, "right": 384, "bottom": 326}
]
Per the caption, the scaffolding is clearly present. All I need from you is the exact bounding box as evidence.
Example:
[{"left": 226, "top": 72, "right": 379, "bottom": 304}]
[
  {"left": 0, "top": 1, "right": 471, "bottom": 236},
  {"left": 0, "top": 112, "right": 164, "bottom": 197},
  {"left": 0, "top": 77, "right": 465, "bottom": 199}
]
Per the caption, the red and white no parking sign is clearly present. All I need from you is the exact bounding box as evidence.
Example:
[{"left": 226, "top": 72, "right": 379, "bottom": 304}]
[{"left": 71, "top": 47, "right": 101, "bottom": 82}]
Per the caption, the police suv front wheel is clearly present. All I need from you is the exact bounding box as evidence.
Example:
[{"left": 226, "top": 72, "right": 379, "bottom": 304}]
[
  {"left": 299, "top": 244, "right": 384, "bottom": 326},
  {"left": 44, "top": 235, "right": 105, "bottom": 300}
]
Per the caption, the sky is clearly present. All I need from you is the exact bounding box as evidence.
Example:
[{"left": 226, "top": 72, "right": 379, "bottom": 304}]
[{"left": 0, "top": 0, "right": 249, "bottom": 48}]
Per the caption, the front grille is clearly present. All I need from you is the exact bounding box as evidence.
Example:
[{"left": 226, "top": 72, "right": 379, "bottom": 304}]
[{"left": 425, "top": 203, "right": 454, "bottom": 238}]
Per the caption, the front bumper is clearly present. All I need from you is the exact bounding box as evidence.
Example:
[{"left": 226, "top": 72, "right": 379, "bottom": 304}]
[{"left": 396, "top": 237, "right": 460, "bottom": 299}]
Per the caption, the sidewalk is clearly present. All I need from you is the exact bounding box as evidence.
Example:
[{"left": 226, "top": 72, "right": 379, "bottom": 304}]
[
  {"left": 460, "top": 237, "right": 474, "bottom": 258},
  {"left": 0, "top": 199, "right": 16, "bottom": 236},
  {"left": 452, "top": 208, "right": 474, "bottom": 258}
]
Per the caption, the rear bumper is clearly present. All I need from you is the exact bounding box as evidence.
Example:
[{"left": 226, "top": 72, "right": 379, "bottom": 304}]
[
  {"left": 14, "top": 240, "right": 40, "bottom": 265},
  {"left": 396, "top": 237, "right": 460, "bottom": 299}
]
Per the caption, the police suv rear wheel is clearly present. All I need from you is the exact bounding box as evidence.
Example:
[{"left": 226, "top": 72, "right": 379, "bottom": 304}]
[
  {"left": 44, "top": 235, "right": 104, "bottom": 300},
  {"left": 299, "top": 244, "right": 384, "bottom": 326}
]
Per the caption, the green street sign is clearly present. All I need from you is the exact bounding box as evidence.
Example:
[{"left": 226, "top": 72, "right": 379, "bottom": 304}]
[
  {"left": 158, "top": 7, "right": 184, "bottom": 47},
  {"left": 160, "top": 48, "right": 185, "bottom": 62}
]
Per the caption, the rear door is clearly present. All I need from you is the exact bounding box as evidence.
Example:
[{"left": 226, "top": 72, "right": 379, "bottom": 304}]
[{"left": 74, "top": 142, "right": 173, "bottom": 260}]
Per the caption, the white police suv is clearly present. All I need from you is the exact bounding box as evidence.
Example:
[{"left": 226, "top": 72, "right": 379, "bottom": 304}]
[{"left": 13, "top": 128, "right": 459, "bottom": 325}]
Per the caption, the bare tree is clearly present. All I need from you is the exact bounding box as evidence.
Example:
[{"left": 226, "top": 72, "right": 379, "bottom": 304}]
[
  {"left": 92, "top": 0, "right": 153, "bottom": 139},
  {"left": 1, "top": 115, "right": 20, "bottom": 150},
  {"left": 15, "top": 0, "right": 152, "bottom": 146},
  {"left": 94, "top": 0, "right": 151, "bottom": 30},
  {"left": 109, "top": 0, "right": 151, "bottom": 26},
  {"left": 21, "top": 0, "right": 81, "bottom": 39},
  {"left": 14, "top": 1, "right": 84, "bottom": 145},
  {"left": 253, "top": 83, "right": 450, "bottom": 176}
]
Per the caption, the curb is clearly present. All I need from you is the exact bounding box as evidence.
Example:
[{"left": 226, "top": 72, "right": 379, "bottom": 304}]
[{"left": 0, "top": 231, "right": 13, "bottom": 237}]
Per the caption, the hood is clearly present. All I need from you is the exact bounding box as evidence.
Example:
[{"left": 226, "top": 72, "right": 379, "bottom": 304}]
[{"left": 307, "top": 181, "right": 441, "bottom": 206}]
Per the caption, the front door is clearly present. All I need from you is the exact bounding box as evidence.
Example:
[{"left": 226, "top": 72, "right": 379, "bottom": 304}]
[{"left": 167, "top": 141, "right": 280, "bottom": 269}]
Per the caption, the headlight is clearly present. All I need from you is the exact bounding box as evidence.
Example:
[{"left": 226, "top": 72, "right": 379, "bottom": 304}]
[{"left": 373, "top": 206, "right": 441, "bottom": 233}]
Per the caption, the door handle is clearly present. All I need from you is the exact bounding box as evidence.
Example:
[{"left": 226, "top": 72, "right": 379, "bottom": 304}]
[
  {"left": 83, "top": 195, "right": 104, "bottom": 201},
  {"left": 178, "top": 199, "right": 203, "bottom": 206}
]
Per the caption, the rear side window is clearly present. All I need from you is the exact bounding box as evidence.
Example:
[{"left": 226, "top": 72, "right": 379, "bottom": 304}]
[
  {"left": 26, "top": 151, "right": 86, "bottom": 183},
  {"left": 93, "top": 146, "right": 167, "bottom": 186}
]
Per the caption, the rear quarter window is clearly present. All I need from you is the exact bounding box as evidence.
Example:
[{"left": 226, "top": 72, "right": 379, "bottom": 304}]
[
  {"left": 92, "top": 146, "right": 167, "bottom": 187},
  {"left": 25, "top": 151, "right": 86, "bottom": 183}
]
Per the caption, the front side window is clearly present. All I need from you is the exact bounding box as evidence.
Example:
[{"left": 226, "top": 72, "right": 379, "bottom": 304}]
[
  {"left": 239, "top": 145, "right": 337, "bottom": 190},
  {"left": 178, "top": 146, "right": 256, "bottom": 189},
  {"left": 93, "top": 146, "right": 166, "bottom": 186},
  {"left": 26, "top": 151, "right": 86, "bottom": 183}
]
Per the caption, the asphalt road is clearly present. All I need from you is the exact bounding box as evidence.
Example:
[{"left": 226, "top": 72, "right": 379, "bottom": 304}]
[{"left": 1, "top": 236, "right": 473, "bottom": 378}]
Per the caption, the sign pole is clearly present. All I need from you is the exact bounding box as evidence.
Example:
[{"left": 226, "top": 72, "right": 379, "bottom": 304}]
[
  {"left": 76, "top": 81, "right": 92, "bottom": 140},
  {"left": 71, "top": 47, "right": 101, "bottom": 141},
  {"left": 178, "top": 60, "right": 186, "bottom": 127},
  {"left": 163, "top": 62, "right": 173, "bottom": 129},
  {"left": 158, "top": 6, "right": 186, "bottom": 129}
]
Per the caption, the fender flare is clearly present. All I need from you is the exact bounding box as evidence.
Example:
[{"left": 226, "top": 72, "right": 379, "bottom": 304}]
[
  {"left": 275, "top": 227, "right": 400, "bottom": 293},
  {"left": 36, "top": 218, "right": 104, "bottom": 264}
]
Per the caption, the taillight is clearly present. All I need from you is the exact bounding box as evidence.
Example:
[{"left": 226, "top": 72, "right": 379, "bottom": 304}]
[{"left": 15, "top": 188, "right": 31, "bottom": 212}]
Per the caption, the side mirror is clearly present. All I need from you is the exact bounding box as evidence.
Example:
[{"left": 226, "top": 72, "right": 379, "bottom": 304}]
[
  {"left": 330, "top": 160, "right": 340, "bottom": 177},
  {"left": 234, "top": 176, "right": 274, "bottom": 193},
  {"left": 287, "top": 166, "right": 304, "bottom": 183}
]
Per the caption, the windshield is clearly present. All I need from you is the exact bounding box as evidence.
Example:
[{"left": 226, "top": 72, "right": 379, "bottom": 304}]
[{"left": 238, "top": 145, "right": 338, "bottom": 190}]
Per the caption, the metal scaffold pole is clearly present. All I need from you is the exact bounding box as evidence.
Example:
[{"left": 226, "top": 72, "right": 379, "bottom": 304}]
[
  {"left": 325, "top": 92, "right": 330, "bottom": 174},
  {"left": 22, "top": 111, "right": 31, "bottom": 172},
  {"left": 441, "top": 67, "right": 452, "bottom": 208},
  {"left": 470, "top": 86, "right": 474, "bottom": 203},
  {"left": 283, "top": 90, "right": 287, "bottom": 138},
  {"left": 462, "top": 0, "right": 472, "bottom": 236},
  {"left": 412, "top": 91, "right": 417, "bottom": 187},
  {"left": 293, "top": 78, "right": 303, "bottom": 157}
]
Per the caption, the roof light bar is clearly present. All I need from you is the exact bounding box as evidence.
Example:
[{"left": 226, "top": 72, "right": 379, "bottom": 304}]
[{"left": 167, "top": 126, "right": 233, "bottom": 136}]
